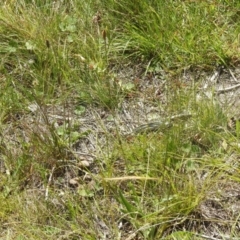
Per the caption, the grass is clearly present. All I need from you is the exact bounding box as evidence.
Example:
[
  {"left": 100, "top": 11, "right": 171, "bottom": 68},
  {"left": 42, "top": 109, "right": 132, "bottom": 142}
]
[{"left": 1, "top": 0, "right": 240, "bottom": 239}]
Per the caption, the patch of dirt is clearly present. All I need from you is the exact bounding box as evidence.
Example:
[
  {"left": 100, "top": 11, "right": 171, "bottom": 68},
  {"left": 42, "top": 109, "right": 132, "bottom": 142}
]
[{"left": 2, "top": 63, "right": 240, "bottom": 238}]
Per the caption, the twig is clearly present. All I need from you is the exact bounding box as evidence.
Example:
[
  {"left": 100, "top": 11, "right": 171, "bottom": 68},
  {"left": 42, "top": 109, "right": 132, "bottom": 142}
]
[
  {"left": 104, "top": 176, "right": 159, "bottom": 181},
  {"left": 216, "top": 83, "right": 240, "bottom": 94},
  {"left": 45, "top": 166, "right": 55, "bottom": 200},
  {"left": 229, "top": 69, "right": 239, "bottom": 83}
]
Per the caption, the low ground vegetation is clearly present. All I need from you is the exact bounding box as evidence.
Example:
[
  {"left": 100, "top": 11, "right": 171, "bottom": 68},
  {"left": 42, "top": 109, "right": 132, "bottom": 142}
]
[{"left": 1, "top": 0, "right": 240, "bottom": 239}]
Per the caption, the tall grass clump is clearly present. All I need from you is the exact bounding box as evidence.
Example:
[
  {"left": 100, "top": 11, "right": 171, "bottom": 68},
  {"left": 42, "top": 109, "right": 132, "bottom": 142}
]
[
  {"left": 0, "top": 0, "right": 124, "bottom": 111},
  {"left": 106, "top": 0, "right": 240, "bottom": 70}
]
